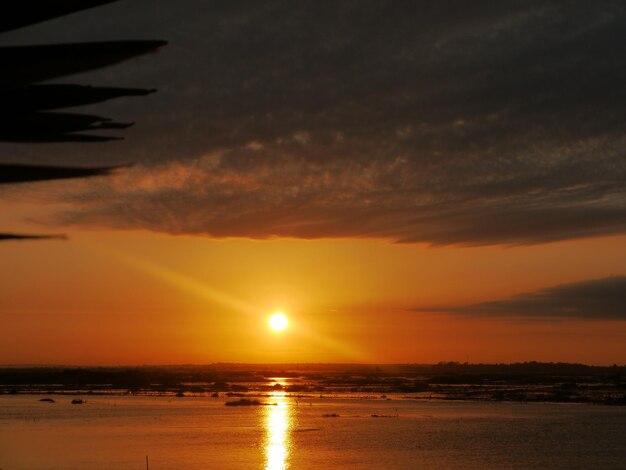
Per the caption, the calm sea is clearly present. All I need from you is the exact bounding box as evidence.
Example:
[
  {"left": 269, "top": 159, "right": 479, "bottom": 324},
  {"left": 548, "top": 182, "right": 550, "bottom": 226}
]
[{"left": 1, "top": 394, "right": 625, "bottom": 469}]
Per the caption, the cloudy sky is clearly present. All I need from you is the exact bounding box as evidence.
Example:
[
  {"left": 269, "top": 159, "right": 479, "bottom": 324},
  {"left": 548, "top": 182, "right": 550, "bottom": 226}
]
[{"left": 1, "top": 1, "right": 625, "bottom": 365}]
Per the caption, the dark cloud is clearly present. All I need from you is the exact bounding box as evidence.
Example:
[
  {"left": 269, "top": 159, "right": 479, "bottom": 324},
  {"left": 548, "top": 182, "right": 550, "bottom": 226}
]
[
  {"left": 415, "top": 276, "right": 626, "bottom": 320},
  {"left": 6, "top": 1, "right": 626, "bottom": 245}
]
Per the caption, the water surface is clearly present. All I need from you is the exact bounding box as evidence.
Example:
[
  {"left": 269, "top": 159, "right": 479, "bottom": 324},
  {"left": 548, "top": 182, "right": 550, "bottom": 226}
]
[{"left": 1, "top": 394, "right": 624, "bottom": 469}]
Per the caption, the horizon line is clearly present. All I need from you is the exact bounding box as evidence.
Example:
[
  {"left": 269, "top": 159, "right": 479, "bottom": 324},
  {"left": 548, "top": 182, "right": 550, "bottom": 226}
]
[{"left": 1, "top": 360, "right": 625, "bottom": 369}]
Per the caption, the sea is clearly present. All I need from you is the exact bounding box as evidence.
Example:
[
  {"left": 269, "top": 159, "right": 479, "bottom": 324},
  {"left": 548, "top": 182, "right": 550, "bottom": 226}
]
[{"left": 1, "top": 393, "right": 625, "bottom": 469}]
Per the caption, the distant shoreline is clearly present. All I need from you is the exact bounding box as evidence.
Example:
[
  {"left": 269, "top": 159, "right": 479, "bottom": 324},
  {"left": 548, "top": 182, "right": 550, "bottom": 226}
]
[
  {"left": 2, "top": 361, "right": 624, "bottom": 368},
  {"left": 2, "top": 362, "right": 625, "bottom": 406}
]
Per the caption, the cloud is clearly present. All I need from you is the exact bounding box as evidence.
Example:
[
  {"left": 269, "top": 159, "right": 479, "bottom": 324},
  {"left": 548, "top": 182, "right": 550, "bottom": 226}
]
[
  {"left": 9, "top": 1, "right": 626, "bottom": 245},
  {"left": 415, "top": 276, "right": 626, "bottom": 320}
]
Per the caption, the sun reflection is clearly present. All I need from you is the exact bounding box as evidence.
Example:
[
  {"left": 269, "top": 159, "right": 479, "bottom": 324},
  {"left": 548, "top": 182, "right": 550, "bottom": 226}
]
[{"left": 264, "top": 381, "right": 293, "bottom": 470}]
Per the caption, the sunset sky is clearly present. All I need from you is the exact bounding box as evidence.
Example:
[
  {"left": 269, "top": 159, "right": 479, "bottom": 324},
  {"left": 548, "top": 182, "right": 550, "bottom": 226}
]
[{"left": 1, "top": 1, "right": 625, "bottom": 365}]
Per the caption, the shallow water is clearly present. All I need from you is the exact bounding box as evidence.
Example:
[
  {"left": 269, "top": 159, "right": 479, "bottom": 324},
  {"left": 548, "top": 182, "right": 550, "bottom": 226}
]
[{"left": 1, "top": 394, "right": 625, "bottom": 469}]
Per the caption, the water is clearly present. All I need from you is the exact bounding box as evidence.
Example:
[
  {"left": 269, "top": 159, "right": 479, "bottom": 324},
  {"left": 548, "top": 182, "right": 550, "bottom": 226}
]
[{"left": 1, "top": 394, "right": 625, "bottom": 469}]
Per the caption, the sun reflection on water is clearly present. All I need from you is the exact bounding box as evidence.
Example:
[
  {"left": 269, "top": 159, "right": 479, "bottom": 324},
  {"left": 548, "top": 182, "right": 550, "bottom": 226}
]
[{"left": 264, "top": 381, "right": 293, "bottom": 470}]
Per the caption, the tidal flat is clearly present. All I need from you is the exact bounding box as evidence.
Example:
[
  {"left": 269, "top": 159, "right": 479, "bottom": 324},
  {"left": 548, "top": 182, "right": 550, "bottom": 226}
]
[
  {"left": 1, "top": 363, "right": 625, "bottom": 405},
  {"left": 1, "top": 364, "right": 625, "bottom": 469}
]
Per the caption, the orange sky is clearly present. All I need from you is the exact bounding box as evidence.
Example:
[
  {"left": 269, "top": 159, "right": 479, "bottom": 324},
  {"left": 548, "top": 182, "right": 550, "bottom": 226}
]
[
  {"left": 2, "top": 221, "right": 625, "bottom": 365},
  {"left": 2, "top": 2, "right": 626, "bottom": 366}
]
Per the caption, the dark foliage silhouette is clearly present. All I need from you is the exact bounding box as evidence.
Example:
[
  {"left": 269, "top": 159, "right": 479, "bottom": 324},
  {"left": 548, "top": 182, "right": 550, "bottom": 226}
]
[
  {"left": 0, "top": 163, "right": 122, "bottom": 185},
  {"left": 0, "top": 0, "right": 165, "bottom": 240},
  {"left": 0, "top": 1, "right": 117, "bottom": 34},
  {"left": 3, "top": 84, "right": 155, "bottom": 112}
]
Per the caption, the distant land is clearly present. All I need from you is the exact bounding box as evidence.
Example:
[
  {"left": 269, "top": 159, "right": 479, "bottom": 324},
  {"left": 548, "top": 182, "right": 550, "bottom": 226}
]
[{"left": 2, "top": 362, "right": 625, "bottom": 405}]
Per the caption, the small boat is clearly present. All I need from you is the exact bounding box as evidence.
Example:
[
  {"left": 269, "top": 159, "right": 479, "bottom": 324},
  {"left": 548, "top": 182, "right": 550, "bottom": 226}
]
[{"left": 71, "top": 398, "right": 85, "bottom": 405}]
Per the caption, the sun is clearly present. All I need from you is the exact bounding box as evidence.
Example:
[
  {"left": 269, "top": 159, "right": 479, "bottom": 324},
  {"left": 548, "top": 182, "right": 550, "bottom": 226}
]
[{"left": 269, "top": 312, "right": 288, "bottom": 332}]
